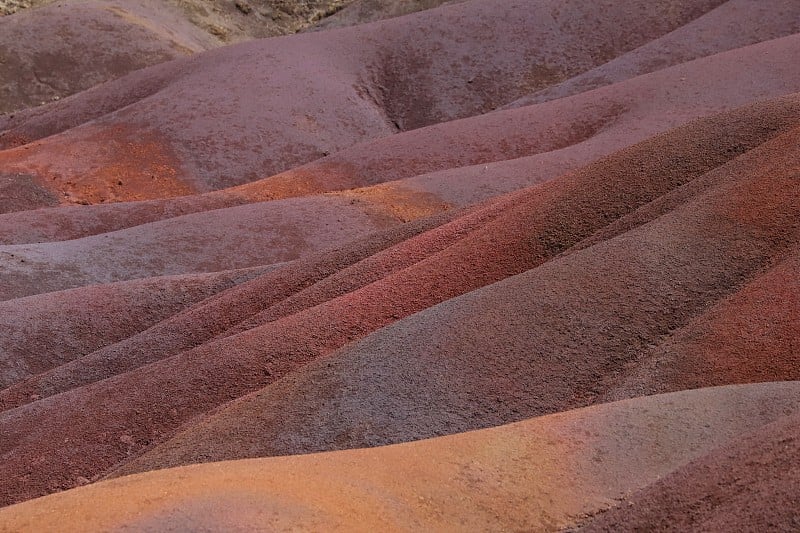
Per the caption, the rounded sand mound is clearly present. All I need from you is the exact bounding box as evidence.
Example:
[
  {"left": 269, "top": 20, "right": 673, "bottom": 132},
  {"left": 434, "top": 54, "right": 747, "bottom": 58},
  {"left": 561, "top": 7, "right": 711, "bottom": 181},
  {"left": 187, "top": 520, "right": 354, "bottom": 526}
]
[
  {"left": 1, "top": 383, "right": 799, "bottom": 531},
  {"left": 2, "top": 1, "right": 799, "bottom": 528}
]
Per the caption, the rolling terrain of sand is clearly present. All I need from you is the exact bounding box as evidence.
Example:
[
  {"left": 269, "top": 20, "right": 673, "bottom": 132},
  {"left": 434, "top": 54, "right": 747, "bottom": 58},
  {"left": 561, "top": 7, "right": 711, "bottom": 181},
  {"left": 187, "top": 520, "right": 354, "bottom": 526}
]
[{"left": 1, "top": 0, "right": 799, "bottom": 529}]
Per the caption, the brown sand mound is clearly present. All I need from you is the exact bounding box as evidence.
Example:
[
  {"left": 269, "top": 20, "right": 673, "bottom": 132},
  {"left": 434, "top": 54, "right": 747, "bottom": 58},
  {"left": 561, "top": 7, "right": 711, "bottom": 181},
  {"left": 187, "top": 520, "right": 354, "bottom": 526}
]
[
  {"left": 0, "top": 0, "right": 725, "bottom": 206},
  {"left": 7, "top": 85, "right": 797, "bottom": 297},
  {"left": 0, "top": 265, "right": 272, "bottom": 389},
  {"left": 507, "top": 0, "right": 800, "bottom": 107},
  {"left": 114, "top": 122, "right": 800, "bottom": 475},
  {"left": 0, "top": 194, "right": 397, "bottom": 301},
  {"left": 0, "top": 0, "right": 213, "bottom": 114},
  {"left": 0, "top": 211, "right": 457, "bottom": 413},
  {"left": 2, "top": 96, "right": 799, "bottom": 505},
  {"left": 235, "top": 35, "right": 800, "bottom": 205},
  {"left": 1, "top": 383, "right": 799, "bottom": 532}
]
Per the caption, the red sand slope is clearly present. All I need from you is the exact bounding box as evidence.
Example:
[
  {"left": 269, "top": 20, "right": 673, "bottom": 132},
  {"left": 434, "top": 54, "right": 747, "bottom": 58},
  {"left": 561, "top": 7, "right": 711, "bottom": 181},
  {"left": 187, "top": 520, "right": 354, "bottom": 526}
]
[
  {"left": 1, "top": 0, "right": 800, "bottom": 526},
  {"left": 110, "top": 120, "right": 800, "bottom": 476},
  {"left": 601, "top": 245, "right": 800, "bottom": 402},
  {"left": 0, "top": 211, "right": 456, "bottom": 412},
  {"left": 0, "top": 212, "right": 453, "bottom": 399},
  {"left": 5, "top": 92, "right": 796, "bottom": 398},
  {"left": 1, "top": 383, "right": 799, "bottom": 532},
  {"left": 0, "top": 0, "right": 725, "bottom": 205},
  {"left": 1, "top": 95, "right": 799, "bottom": 505},
  {"left": 2, "top": 28, "right": 800, "bottom": 238},
  {"left": 0, "top": 265, "right": 272, "bottom": 389}
]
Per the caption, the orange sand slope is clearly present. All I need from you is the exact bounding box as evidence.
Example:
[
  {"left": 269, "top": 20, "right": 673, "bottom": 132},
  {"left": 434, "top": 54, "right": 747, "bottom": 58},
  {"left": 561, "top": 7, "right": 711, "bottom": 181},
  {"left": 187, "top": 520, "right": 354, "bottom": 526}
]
[
  {"left": 2, "top": 0, "right": 800, "bottom": 528},
  {"left": 1, "top": 383, "right": 799, "bottom": 532}
]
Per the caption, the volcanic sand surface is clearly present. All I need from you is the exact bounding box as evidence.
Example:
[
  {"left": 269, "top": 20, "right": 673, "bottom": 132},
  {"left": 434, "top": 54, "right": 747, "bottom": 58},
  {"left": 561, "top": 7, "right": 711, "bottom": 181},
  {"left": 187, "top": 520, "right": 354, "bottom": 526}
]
[
  {"left": 115, "top": 121, "right": 800, "bottom": 474},
  {"left": 0, "top": 264, "right": 274, "bottom": 389},
  {"left": 508, "top": 0, "right": 800, "bottom": 107},
  {"left": 6, "top": 90, "right": 794, "bottom": 391},
  {"left": 2, "top": 95, "right": 800, "bottom": 505},
  {"left": 0, "top": 0, "right": 727, "bottom": 205},
  {"left": 0, "top": 210, "right": 460, "bottom": 412},
  {"left": 0, "top": 0, "right": 462, "bottom": 99},
  {"left": 2, "top": 25, "right": 799, "bottom": 242},
  {"left": 7, "top": 85, "right": 798, "bottom": 302},
  {"left": 601, "top": 244, "right": 800, "bottom": 403},
  {"left": 1, "top": 383, "right": 799, "bottom": 531},
  {"left": 0, "top": 193, "right": 399, "bottom": 301},
  {"left": 1, "top": 0, "right": 800, "bottom": 524}
]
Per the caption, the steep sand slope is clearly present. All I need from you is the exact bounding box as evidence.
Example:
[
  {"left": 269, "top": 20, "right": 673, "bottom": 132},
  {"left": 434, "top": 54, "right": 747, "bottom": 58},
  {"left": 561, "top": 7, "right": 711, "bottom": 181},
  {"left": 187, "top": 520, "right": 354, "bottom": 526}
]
[
  {"left": 0, "top": 211, "right": 458, "bottom": 412},
  {"left": 1, "top": 383, "right": 799, "bottom": 531},
  {"left": 601, "top": 246, "right": 800, "bottom": 401},
  {"left": 2, "top": 101, "right": 799, "bottom": 505},
  {"left": 578, "top": 412, "right": 800, "bottom": 531},
  {"left": 0, "top": 0, "right": 724, "bottom": 204},
  {"left": 0, "top": 0, "right": 213, "bottom": 115},
  {"left": 7, "top": 57, "right": 799, "bottom": 298},
  {"left": 115, "top": 123, "right": 800, "bottom": 473}
]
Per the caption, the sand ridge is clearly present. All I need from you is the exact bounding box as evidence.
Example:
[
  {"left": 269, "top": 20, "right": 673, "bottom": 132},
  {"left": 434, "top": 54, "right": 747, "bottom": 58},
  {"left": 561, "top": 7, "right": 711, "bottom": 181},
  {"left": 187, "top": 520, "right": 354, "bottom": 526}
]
[
  {"left": 0, "top": 383, "right": 799, "bottom": 531},
  {"left": 1, "top": 0, "right": 799, "bottom": 528}
]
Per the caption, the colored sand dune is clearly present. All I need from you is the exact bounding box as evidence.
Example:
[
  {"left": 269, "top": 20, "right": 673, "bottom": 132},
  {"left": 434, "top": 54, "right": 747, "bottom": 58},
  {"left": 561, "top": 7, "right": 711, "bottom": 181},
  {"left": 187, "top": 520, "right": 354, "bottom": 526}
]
[{"left": 1, "top": 0, "right": 799, "bottom": 529}]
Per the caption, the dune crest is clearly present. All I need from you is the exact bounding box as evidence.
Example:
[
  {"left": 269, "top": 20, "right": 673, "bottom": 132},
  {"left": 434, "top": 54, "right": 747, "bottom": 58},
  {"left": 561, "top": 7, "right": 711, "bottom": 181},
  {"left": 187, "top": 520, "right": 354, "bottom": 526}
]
[{"left": 1, "top": 0, "right": 798, "bottom": 528}]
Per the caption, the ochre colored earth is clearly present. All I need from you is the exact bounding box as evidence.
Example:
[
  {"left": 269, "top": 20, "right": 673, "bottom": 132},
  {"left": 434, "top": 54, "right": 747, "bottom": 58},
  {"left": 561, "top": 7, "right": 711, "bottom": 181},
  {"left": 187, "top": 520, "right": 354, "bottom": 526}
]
[{"left": 1, "top": 0, "right": 800, "bottom": 530}]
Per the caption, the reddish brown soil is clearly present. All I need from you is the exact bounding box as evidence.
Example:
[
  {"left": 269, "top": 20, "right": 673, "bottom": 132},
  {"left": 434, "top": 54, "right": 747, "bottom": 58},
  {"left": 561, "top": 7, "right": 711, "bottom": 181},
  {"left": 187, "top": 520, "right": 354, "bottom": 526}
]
[
  {"left": 3, "top": 29, "right": 800, "bottom": 239},
  {"left": 600, "top": 246, "right": 800, "bottom": 401},
  {"left": 1, "top": 94, "right": 799, "bottom": 506},
  {"left": 0, "top": 265, "right": 272, "bottom": 389},
  {"left": 0, "top": 0, "right": 463, "bottom": 116},
  {"left": 1, "top": 383, "right": 799, "bottom": 531},
  {"left": 109, "top": 121, "right": 800, "bottom": 478},
  {"left": 508, "top": 0, "right": 800, "bottom": 107},
  {"left": 0, "top": 211, "right": 455, "bottom": 408},
  {"left": 0, "top": 193, "right": 406, "bottom": 301},
  {"left": 2, "top": 0, "right": 800, "bottom": 528},
  {"left": 0, "top": 0, "right": 213, "bottom": 115},
  {"left": 0, "top": 0, "right": 727, "bottom": 206}
]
